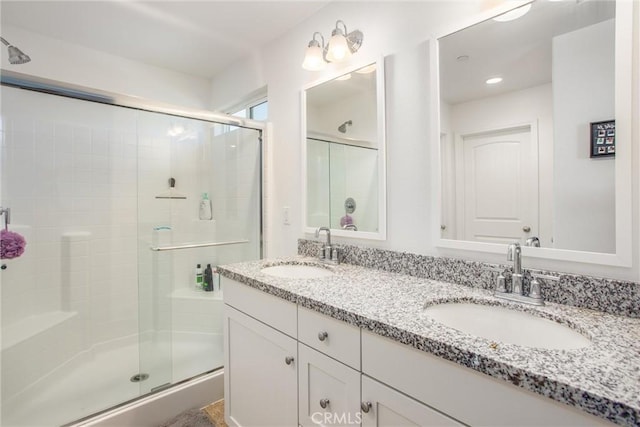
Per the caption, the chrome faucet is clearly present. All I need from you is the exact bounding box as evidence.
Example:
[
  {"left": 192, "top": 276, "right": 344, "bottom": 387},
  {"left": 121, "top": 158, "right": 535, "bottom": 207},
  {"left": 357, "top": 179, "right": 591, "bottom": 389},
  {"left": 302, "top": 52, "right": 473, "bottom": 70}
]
[
  {"left": 315, "top": 227, "right": 339, "bottom": 264},
  {"left": 494, "top": 242, "right": 544, "bottom": 306},
  {"left": 507, "top": 243, "right": 523, "bottom": 295}
]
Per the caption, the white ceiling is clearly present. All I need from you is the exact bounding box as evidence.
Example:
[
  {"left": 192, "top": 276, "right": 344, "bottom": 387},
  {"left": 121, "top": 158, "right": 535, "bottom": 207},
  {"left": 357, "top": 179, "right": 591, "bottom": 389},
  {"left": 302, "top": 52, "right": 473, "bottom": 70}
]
[
  {"left": 439, "top": 0, "right": 615, "bottom": 105},
  {"left": 0, "top": 1, "right": 330, "bottom": 78}
]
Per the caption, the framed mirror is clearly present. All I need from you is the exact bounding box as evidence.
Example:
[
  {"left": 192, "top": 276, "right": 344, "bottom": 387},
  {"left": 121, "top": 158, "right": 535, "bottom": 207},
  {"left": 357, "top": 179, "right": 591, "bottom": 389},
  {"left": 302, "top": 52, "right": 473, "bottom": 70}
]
[
  {"left": 431, "top": 0, "right": 633, "bottom": 266},
  {"left": 302, "top": 60, "right": 386, "bottom": 239}
]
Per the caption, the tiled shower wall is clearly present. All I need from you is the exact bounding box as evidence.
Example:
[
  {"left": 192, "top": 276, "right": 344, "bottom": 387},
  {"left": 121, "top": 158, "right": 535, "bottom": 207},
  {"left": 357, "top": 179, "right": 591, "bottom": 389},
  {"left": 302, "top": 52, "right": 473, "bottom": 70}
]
[
  {"left": 1, "top": 86, "right": 262, "bottom": 402},
  {"left": 1, "top": 87, "right": 139, "bottom": 345}
]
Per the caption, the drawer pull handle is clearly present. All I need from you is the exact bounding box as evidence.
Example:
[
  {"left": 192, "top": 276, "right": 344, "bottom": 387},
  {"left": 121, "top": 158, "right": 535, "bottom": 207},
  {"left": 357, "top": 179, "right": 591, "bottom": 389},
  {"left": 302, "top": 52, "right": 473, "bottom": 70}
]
[
  {"left": 285, "top": 356, "right": 294, "bottom": 365},
  {"left": 319, "top": 398, "right": 330, "bottom": 409},
  {"left": 361, "top": 401, "right": 372, "bottom": 413},
  {"left": 318, "top": 331, "right": 328, "bottom": 341}
]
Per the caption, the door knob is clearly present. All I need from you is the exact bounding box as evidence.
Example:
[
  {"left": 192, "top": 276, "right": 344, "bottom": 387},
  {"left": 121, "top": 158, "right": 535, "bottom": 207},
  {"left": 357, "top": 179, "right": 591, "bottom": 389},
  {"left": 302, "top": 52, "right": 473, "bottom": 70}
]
[
  {"left": 523, "top": 226, "right": 531, "bottom": 233},
  {"left": 319, "top": 398, "right": 330, "bottom": 409},
  {"left": 318, "top": 331, "right": 328, "bottom": 341},
  {"left": 285, "top": 356, "right": 294, "bottom": 365},
  {"left": 360, "top": 401, "right": 372, "bottom": 413}
]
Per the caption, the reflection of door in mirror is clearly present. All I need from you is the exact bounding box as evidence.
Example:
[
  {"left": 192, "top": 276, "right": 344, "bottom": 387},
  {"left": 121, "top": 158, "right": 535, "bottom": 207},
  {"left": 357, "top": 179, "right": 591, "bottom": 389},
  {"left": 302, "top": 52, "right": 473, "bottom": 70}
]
[
  {"left": 454, "top": 126, "right": 538, "bottom": 244},
  {"left": 438, "top": 0, "right": 616, "bottom": 253}
]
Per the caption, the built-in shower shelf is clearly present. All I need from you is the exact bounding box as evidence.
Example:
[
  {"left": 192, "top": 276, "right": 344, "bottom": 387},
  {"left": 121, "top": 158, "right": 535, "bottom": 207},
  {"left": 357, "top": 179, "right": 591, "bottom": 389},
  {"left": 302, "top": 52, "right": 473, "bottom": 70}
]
[
  {"left": 171, "top": 288, "right": 223, "bottom": 301},
  {"left": 2, "top": 311, "right": 78, "bottom": 350}
]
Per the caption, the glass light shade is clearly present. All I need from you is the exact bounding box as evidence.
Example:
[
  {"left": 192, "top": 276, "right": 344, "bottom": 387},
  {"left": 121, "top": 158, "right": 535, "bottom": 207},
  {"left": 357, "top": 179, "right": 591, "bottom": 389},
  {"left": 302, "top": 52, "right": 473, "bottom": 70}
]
[
  {"left": 493, "top": 4, "right": 531, "bottom": 22},
  {"left": 302, "top": 44, "right": 326, "bottom": 71},
  {"left": 326, "top": 33, "right": 351, "bottom": 63}
]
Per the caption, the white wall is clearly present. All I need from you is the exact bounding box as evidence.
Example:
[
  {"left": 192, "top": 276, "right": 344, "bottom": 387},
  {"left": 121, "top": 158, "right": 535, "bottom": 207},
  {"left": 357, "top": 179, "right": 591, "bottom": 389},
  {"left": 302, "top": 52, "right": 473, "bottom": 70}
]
[
  {"left": 307, "top": 83, "right": 378, "bottom": 144},
  {"left": 210, "top": 2, "right": 640, "bottom": 281},
  {"left": 1, "top": 25, "right": 211, "bottom": 110},
  {"left": 210, "top": 1, "right": 484, "bottom": 257},
  {"left": 552, "top": 20, "right": 616, "bottom": 254}
]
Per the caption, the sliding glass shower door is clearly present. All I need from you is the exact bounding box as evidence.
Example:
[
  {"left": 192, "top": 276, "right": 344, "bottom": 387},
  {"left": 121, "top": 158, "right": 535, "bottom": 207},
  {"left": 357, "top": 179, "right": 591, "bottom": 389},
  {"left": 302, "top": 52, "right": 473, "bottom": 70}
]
[
  {"left": 136, "top": 110, "right": 262, "bottom": 393},
  {"left": 0, "top": 83, "right": 262, "bottom": 426}
]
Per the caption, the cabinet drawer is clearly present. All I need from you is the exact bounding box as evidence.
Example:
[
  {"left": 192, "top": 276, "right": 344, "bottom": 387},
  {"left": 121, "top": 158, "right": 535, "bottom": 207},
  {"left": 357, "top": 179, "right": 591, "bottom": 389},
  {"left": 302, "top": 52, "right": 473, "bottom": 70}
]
[
  {"left": 223, "top": 277, "right": 297, "bottom": 338},
  {"left": 361, "top": 375, "right": 464, "bottom": 426},
  {"left": 362, "top": 330, "right": 610, "bottom": 426},
  {"left": 298, "top": 306, "right": 360, "bottom": 369},
  {"left": 298, "top": 343, "right": 360, "bottom": 427}
]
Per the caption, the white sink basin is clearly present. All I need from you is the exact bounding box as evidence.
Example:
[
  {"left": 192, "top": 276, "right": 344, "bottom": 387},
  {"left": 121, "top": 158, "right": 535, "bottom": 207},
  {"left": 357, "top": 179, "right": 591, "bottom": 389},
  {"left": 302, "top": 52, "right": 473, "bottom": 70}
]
[
  {"left": 423, "top": 303, "right": 591, "bottom": 350},
  {"left": 260, "top": 264, "right": 334, "bottom": 279}
]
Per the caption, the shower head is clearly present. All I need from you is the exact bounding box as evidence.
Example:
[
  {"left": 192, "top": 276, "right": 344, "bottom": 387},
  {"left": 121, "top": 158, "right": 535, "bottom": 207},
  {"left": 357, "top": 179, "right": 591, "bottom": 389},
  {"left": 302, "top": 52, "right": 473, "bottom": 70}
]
[
  {"left": 338, "top": 120, "right": 352, "bottom": 134},
  {"left": 1, "top": 37, "right": 31, "bottom": 65}
]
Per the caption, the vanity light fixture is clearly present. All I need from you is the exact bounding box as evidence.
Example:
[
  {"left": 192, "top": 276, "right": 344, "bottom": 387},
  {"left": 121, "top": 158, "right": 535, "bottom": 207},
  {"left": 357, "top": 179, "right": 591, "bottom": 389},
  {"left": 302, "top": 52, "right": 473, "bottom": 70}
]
[
  {"left": 486, "top": 77, "right": 503, "bottom": 85},
  {"left": 302, "top": 20, "right": 363, "bottom": 71},
  {"left": 493, "top": 3, "right": 532, "bottom": 22},
  {"left": 301, "top": 32, "right": 327, "bottom": 71}
]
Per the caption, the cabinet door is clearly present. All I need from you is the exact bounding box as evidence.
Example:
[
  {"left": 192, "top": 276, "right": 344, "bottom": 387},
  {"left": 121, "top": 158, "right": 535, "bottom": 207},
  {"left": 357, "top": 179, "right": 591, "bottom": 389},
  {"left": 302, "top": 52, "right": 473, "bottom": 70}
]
[
  {"left": 224, "top": 305, "right": 298, "bottom": 427},
  {"left": 299, "top": 344, "right": 360, "bottom": 427},
  {"left": 361, "top": 376, "right": 464, "bottom": 427}
]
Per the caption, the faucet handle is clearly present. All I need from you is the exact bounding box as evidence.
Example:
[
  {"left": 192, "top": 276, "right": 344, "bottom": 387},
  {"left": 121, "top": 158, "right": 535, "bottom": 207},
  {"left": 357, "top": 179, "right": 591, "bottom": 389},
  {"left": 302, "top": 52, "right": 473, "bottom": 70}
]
[
  {"left": 495, "top": 273, "right": 507, "bottom": 293},
  {"left": 330, "top": 247, "right": 340, "bottom": 263},
  {"left": 529, "top": 277, "right": 542, "bottom": 299}
]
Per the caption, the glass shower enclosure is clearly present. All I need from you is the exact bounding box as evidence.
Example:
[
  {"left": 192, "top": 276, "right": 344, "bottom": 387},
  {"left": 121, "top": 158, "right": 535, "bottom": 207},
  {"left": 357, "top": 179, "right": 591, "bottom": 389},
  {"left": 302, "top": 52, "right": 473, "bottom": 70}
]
[{"left": 0, "top": 76, "right": 263, "bottom": 426}]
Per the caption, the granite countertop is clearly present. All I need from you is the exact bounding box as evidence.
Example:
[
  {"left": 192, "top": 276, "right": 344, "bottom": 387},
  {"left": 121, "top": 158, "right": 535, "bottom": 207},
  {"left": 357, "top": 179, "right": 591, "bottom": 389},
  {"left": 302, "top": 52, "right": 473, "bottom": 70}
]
[{"left": 219, "top": 256, "right": 640, "bottom": 426}]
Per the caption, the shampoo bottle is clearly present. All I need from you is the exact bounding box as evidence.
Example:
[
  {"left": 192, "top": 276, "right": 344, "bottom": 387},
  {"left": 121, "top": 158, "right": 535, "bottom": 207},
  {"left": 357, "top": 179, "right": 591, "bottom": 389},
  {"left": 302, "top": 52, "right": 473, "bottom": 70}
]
[
  {"left": 204, "top": 264, "right": 213, "bottom": 292},
  {"left": 195, "top": 264, "right": 204, "bottom": 290},
  {"left": 199, "top": 193, "right": 212, "bottom": 220}
]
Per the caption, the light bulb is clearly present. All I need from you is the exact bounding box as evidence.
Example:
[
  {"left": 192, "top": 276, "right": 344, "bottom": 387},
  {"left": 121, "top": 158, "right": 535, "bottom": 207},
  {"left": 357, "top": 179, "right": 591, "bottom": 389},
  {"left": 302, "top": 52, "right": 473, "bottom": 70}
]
[
  {"left": 302, "top": 43, "right": 326, "bottom": 71},
  {"left": 326, "top": 31, "right": 351, "bottom": 63}
]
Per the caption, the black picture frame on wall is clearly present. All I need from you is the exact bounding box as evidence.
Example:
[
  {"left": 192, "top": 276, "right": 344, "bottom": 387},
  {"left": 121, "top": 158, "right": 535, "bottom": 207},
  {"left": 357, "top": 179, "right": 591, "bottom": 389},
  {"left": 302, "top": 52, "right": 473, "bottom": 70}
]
[{"left": 590, "top": 120, "right": 615, "bottom": 158}]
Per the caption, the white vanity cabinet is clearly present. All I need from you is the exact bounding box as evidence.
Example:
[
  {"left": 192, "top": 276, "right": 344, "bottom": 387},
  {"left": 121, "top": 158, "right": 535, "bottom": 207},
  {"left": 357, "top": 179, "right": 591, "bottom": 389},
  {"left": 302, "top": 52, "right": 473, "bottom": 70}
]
[
  {"left": 224, "top": 277, "right": 611, "bottom": 427},
  {"left": 223, "top": 278, "right": 298, "bottom": 427}
]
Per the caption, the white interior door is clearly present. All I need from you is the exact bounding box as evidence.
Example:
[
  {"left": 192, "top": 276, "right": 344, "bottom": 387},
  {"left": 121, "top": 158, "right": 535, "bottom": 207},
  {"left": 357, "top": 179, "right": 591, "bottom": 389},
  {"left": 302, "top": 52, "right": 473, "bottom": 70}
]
[{"left": 456, "top": 125, "right": 538, "bottom": 244}]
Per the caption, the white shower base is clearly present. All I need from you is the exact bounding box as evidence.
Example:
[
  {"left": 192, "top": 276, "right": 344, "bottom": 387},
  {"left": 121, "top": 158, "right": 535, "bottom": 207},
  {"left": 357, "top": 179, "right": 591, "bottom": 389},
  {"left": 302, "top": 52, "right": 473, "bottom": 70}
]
[{"left": 2, "top": 332, "right": 223, "bottom": 427}]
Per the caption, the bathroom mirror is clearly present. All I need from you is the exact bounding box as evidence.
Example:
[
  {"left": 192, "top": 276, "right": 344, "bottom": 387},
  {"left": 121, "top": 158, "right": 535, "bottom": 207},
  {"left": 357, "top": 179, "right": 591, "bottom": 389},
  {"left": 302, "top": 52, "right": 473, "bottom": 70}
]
[
  {"left": 433, "top": 0, "right": 633, "bottom": 266},
  {"left": 302, "top": 61, "right": 386, "bottom": 239}
]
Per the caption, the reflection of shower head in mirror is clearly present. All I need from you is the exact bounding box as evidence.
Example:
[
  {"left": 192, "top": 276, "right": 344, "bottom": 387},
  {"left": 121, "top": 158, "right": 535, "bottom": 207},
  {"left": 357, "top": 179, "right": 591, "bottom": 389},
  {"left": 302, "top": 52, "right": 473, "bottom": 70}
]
[{"left": 338, "top": 120, "right": 352, "bottom": 133}]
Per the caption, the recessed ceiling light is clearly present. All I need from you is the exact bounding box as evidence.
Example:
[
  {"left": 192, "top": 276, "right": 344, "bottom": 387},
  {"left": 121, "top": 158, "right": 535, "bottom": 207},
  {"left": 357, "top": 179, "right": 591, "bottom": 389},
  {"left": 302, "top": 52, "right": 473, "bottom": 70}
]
[
  {"left": 493, "top": 4, "right": 532, "bottom": 22},
  {"left": 486, "top": 77, "right": 503, "bottom": 85}
]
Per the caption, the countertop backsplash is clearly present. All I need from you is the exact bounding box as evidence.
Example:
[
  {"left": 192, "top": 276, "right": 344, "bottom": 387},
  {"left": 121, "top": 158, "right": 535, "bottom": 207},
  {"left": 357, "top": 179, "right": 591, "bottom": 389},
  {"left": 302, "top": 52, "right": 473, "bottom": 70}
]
[{"left": 298, "top": 239, "right": 640, "bottom": 318}]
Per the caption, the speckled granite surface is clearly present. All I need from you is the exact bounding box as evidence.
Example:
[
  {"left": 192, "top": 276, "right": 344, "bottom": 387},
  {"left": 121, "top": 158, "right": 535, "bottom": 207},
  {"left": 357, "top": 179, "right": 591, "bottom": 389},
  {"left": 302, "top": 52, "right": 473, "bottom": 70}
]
[
  {"left": 298, "top": 239, "right": 640, "bottom": 318},
  {"left": 219, "top": 256, "right": 640, "bottom": 427}
]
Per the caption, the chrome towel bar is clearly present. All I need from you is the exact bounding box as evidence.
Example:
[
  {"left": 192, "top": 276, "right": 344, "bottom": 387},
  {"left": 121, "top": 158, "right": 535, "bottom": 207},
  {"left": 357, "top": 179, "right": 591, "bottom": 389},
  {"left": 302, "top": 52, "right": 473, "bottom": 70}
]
[{"left": 150, "top": 239, "right": 249, "bottom": 251}]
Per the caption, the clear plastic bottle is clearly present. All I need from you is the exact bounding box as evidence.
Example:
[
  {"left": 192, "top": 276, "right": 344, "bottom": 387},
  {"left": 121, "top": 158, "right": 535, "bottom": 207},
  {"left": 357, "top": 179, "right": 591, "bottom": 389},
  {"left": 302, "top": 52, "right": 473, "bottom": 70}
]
[{"left": 199, "top": 193, "right": 212, "bottom": 220}]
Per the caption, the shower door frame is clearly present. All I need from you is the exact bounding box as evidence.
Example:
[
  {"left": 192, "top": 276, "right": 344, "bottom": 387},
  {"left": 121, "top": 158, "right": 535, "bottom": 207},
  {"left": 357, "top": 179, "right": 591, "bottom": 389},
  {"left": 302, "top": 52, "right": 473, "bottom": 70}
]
[
  {"left": 0, "top": 70, "right": 267, "bottom": 260},
  {"left": 0, "top": 70, "right": 268, "bottom": 423}
]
